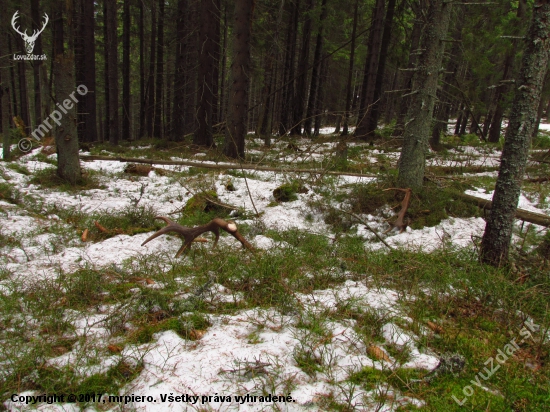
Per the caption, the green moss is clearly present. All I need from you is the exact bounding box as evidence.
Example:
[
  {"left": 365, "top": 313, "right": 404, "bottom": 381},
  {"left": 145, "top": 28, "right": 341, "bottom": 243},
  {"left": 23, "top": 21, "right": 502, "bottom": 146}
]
[
  {"left": 184, "top": 190, "right": 225, "bottom": 213},
  {"left": 273, "top": 181, "right": 307, "bottom": 202}
]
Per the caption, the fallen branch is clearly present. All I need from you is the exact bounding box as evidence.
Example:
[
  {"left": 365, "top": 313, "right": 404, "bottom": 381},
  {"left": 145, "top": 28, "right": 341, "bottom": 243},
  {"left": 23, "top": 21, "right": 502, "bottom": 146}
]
[
  {"left": 458, "top": 193, "right": 550, "bottom": 227},
  {"left": 337, "top": 208, "right": 394, "bottom": 250},
  {"left": 80, "top": 155, "right": 377, "bottom": 178}
]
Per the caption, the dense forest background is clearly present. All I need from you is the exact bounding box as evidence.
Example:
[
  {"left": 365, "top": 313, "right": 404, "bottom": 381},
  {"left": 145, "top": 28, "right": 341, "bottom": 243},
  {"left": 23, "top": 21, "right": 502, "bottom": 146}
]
[{"left": 0, "top": 0, "right": 543, "bottom": 153}]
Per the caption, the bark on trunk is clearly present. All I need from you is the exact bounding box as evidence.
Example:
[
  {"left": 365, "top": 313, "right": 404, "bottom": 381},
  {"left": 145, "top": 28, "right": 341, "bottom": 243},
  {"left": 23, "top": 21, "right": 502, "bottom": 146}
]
[
  {"left": 355, "top": 0, "right": 385, "bottom": 141},
  {"left": 80, "top": 0, "right": 97, "bottom": 143},
  {"left": 106, "top": 0, "right": 119, "bottom": 145},
  {"left": 153, "top": 0, "right": 164, "bottom": 139},
  {"left": 290, "top": 0, "right": 314, "bottom": 135},
  {"left": 397, "top": 0, "right": 452, "bottom": 189},
  {"left": 224, "top": 0, "right": 254, "bottom": 159},
  {"left": 341, "top": 0, "right": 359, "bottom": 136},
  {"left": 1, "top": 12, "right": 10, "bottom": 161},
  {"left": 122, "top": 0, "right": 131, "bottom": 141},
  {"left": 194, "top": 0, "right": 220, "bottom": 147},
  {"left": 304, "top": 0, "right": 328, "bottom": 136},
  {"left": 480, "top": 0, "right": 550, "bottom": 266},
  {"left": 172, "top": 0, "right": 187, "bottom": 141}
]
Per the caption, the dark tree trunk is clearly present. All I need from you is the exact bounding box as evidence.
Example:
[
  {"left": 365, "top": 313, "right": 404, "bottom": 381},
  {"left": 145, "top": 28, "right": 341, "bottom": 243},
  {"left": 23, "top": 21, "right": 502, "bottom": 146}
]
[
  {"left": 1, "top": 13, "right": 10, "bottom": 161},
  {"left": 172, "top": 0, "right": 187, "bottom": 141},
  {"left": 303, "top": 0, "right": 328, "bottom": 136},
  {"left": 15, "top": 36, "right": 30, "bottom": 133},
  {"left": 397, "top": 0, "right": 453, "bottom": 189},
  {"left": 106, "top": 0, "right": 118, "bottom": 145},
  {"left": 355, "top": 0, "right": 385, "bottom": 141},
  {"left": 146, "top": 1, "right": 157, "bottom": 138},
  {"left": 122, "top": 0, "right": 131, "bottom": 141},
  {"left": 8, "top": 37, "right": 18, "bottom": 119},
  {"left": 279, "top": 0, "right": 300, "bottom": 136},
  {"left": 392, "top": 4, "right": 422, "bottom": 138},
  {"left": 139, "top": 0, "right": 145, "bottom": 138},
  {"left": 53, "top": 0, "right": 81, "bottom": 184},
  {"left": 314, "top": 53, "right": 329, "bottom": 136},
  {"left": 78, "top": 0, "right": 97, "bottom": 143},
  {"left": 31, "top": 0, "right": 45, "bottom": 128},
  {"left": 219, "top": 0, "right": 228, "bottom": 126},
  {"left": 488, "top": 0, "right": 527, "bottom": 143},
  {"left": 194, "top": 0, "right": 220, "bottom": 147},
  {"left": 290, "top": 0, "right": 314, "bottom": 135},
  {"left": 224, "top": 0, "right": 254, "bottom": 159},
  {"left": 430, "top": 23, "right": 463, "bottom": 148},
  {"left": 103, "top": 0, "right": 109, "bottom": 142},
  {"left": 480, "top": 0, "right": 550, "bottom": 266},
  {"left": 342, "top": 0, "right": 360, "bottom": 136},
  {"left": 360, "top": 0, "right": 397, "bottom": 141},
  {"left": 154, "top": 0, "right": 164, "bottom": 139}
]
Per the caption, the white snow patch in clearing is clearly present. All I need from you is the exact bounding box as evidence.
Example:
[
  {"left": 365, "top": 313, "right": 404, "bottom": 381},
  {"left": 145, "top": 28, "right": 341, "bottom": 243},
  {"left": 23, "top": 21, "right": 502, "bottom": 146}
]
[{"left": 367, "top": 217, "right": 486, "bottom": 253}]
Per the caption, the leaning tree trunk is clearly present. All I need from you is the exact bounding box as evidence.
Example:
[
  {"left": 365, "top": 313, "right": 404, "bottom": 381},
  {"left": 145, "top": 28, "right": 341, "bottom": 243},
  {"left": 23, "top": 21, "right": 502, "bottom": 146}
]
[
  {"left": 480, "top": 0, "right": 550, "bottom": 266},
  {"left": 224, "top": 0, "right": 254, "bottom": 159},
  {"left": 397, "top": 0, "right": 452, "bottom": 190}
]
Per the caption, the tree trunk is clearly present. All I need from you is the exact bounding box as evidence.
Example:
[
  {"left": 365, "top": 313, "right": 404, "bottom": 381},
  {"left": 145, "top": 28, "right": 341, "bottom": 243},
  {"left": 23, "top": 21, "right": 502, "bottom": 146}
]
[
  {"left": 172, "top": 0, "right": 187, "bottom": 141},
  {"left": 122, "top": 0, "right": 131, "bottom": 141},
  {"left": 278, "top": 0, "right": 300, "bottom": 136},
  {"left": 360, "top": 0, "right": 397, "bottom": 141},
  {"left": 224, "top": 0, "right": 254, "bottom": 159},
  {"left": 31, "top": 0, "right": 44, "bottom": 128},
  {"left": 105, "top": 0, "right": 119, "bottom": 145},
  {"left": 194, "top": 0, "right": 220, "bottom": 147},
  {"left": 139, "top": 0, "right": 145, "bottom": 138},
  {"left": 480, "top": 0, "right": 550, "bottom": 266},
  {"left": 1, "top": 12, "right": 10, "bottom": 161},
  {"left": 397, "top": 0, "right": 452, "bottom": 189},
  {"left": 303, "top": 0, "right": 328, "bottom": 136},
  {"left": 146, "top": 1, "right": 157, "bottom": 138},
  {"left": 342, "top": 0, "right": 360, "bottom": 136},
  {"left": 290, "top": 0, "right": 314, "bottom": 135},
  {"left": 355, "top": 0, "right": 385, "bottom": 141},
  {"left": 53, "top": 1, "right": 81, "bottom": 184},
  {"left": 488, "top": 0, "right": 527, "bottom": 143},
  {"left": 78, "top": 0, "right": 97, "bottom": 143},
  {"left": 392, "top": 4, "right": 423, "bottom": 138},
  {"left": 154, "top": 0, "right": 164, "bottom": 139}
]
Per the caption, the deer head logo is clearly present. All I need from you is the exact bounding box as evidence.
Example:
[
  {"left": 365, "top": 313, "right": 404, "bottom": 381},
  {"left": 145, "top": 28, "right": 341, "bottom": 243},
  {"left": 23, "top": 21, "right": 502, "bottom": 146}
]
[{"left": 11, "top": 11, "right": 49, "bottom": 54}]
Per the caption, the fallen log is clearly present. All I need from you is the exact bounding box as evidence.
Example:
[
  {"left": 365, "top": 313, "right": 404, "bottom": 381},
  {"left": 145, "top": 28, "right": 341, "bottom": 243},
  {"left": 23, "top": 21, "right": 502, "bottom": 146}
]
[
  {"left": 79, "top": 155, "right": 377, "bottom": 178},
  {"left": 458, "top": 193, "right": 550, "bottom": 227}
]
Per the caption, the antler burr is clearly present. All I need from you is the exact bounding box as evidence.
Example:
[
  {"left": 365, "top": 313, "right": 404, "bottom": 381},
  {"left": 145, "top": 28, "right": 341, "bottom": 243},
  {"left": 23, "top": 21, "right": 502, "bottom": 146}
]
[{"left": 141, "top": 217, "right": 255, "bottom": 257}]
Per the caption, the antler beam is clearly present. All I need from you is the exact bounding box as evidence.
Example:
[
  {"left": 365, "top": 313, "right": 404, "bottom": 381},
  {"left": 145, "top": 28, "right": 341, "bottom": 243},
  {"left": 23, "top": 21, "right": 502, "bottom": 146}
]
[{"left": 141, "top": 217, "right": 255, "bottom": 257}]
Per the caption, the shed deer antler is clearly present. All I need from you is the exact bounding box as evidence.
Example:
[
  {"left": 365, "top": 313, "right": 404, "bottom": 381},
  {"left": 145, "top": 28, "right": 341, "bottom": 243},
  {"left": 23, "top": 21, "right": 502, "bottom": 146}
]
[
  {"left": 383, "top": 188, "right": 412, "bottom": 233},
  {"left": 141, "top": 217, "right": 255, "bottom": 257}
]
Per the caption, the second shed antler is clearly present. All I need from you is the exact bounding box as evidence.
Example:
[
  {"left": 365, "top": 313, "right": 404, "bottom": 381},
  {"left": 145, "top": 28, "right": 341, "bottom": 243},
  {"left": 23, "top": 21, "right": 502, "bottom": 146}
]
[{"left": 141, "top": 217, "right": 255, "bottom": 257}]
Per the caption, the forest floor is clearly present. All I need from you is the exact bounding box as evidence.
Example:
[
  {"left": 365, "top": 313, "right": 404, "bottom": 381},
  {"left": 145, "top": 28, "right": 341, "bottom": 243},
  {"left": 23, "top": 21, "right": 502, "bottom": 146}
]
[{"left": 0, "top": 126, "right": 549, "bottom": 411}]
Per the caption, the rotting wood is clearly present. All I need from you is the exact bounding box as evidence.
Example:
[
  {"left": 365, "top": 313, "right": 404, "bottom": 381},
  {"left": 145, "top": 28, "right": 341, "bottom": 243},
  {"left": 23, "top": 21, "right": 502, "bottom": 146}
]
[
  {"left": 80, "top": 155, "right": 377, "bottom": 178},
  {"left": 459, "top": 193, "right": 550, "bottom": 227}
]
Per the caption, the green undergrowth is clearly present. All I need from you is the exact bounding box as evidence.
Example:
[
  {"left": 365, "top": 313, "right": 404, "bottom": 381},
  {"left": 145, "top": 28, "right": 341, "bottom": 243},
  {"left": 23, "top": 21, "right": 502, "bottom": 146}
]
[
  {"left": 1, "top": 229, "right": 548, "bottom": 409},
  {"left": 28, "top": 167, "right": 103, "bottom": 191}
]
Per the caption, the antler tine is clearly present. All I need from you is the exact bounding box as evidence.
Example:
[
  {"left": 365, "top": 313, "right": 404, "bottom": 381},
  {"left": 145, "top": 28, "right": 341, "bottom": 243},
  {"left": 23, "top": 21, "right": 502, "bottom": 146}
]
[
  {"left": 11, "top": 11, "right": 27, "bottom": 36},
  {"left": 141, "top": 216, "right": 191, "bottom": 247}
]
